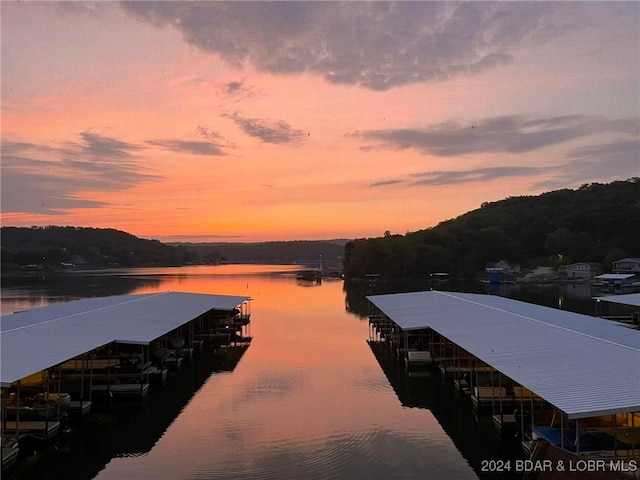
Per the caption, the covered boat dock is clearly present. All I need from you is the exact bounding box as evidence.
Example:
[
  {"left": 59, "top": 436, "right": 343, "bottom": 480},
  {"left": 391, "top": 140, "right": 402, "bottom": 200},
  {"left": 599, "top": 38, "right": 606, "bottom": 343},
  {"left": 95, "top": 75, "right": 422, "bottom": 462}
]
[
  {"left": 595, "top": 293, "right": 640, "bottom": 327},
  {"left": 367, "top": 290, "right": 640, "bottom": 466},
  {"left": 1, "top": 291, "right": 250, "bottom": 469}
]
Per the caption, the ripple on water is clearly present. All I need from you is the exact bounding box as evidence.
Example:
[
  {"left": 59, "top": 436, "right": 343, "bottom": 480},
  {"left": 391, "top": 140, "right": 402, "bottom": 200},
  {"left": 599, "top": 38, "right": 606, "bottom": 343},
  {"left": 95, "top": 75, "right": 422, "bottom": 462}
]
[
  {"left": 348, "top": 369, "right": 394, "bottom": 394},
  {"left": 183, "top": 428, "right": 471, "bottom": 480}
]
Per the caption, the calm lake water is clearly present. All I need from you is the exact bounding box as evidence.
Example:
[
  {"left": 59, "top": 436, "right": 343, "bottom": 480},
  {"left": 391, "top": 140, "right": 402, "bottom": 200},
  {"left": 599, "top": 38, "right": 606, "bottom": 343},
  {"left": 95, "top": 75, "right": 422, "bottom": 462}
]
[{"left": 1, "top": 265, "right": 602, "bottom": 480}]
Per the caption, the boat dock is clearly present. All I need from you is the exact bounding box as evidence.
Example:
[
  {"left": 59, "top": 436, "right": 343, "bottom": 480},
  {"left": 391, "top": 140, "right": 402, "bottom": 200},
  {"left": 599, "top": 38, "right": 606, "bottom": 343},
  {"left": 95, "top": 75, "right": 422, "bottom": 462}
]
[
  {"left": 1, "top": 291, "right": 252, "bottom": 472},
  {"left": 367, "top": 290, "right": 640, "bottom": 474}
]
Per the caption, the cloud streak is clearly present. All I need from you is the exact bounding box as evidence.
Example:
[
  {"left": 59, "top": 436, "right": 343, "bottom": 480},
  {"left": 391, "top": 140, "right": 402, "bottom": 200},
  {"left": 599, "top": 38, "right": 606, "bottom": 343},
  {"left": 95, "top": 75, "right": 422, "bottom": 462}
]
[
  {"left": 226, "top": 112, "right": 307, "bottom": 145},
  {"left": 370, "top": 179, "right": 403, "bottom": 188},
  {"left": 367, "top": 136, "right": 640, "bottom": 191},
  {"left": 121, "top": 1, "right": 566, "bottom": 91},
  {"left": 76, "top": 131, "right": 141, "bottom": 158},
  {"left": 411, "top": 166, "right": 546, "bottom": 186},
  {"left": 146, "top": 139, "right": 226, "bottom": 156},
  {"left": 533, "top": 139, "right": 640, "bottom": 191},
  {"left": 1, "top": 133, "right": 158, "bottom": 214},
  {"left": 0, "top": 170, "right": 108, "bottom": 215},
  {"left": 353, "top": 115, "right": 638, "bottom": 156},
  {"left": 364, "top": 115, "right": 638, "bottom": 190},
  {"left": 368, "top": 165, "right": 547, "bottom": 189}
]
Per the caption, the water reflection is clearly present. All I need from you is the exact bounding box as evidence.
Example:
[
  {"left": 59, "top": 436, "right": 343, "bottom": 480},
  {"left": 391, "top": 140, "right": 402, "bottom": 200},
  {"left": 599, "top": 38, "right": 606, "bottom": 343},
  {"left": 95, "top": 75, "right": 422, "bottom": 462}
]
[
  {"left": 0, "top": 273, "right": 162, "bottom": 315},
  {"left": 4, "top": 347, "right": 249, "bottom": 480},
  {"left": 367, "top": 341, "right": 525, "bottom": 480},
  {"left": 343, "top": 279, "right": 434, "bottom": 318},
  {"left": 0, "top": 265, "right": 305, "bottom": 316}
]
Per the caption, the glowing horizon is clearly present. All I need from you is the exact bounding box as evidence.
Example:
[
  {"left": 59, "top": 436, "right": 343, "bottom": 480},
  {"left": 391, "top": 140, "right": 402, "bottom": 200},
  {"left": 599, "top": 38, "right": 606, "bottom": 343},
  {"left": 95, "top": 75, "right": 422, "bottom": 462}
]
[{"left": 2, "top": 2, "right": 638, "bottom": 243}]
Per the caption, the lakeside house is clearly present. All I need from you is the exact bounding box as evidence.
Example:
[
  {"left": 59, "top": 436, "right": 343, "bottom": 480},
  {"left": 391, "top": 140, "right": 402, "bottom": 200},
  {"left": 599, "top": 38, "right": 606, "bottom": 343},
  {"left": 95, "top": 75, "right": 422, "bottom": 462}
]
[
  {"left": 613, "top": 257, "right": 640, "bottom": 274},
  {"left": 484, "top": 260, "right": 520, "bottom": 275},
  {"left": 484, "top": 260, "right": 520, "bottom": 284},
  {"left": 565, "top": 262, "right": 602, "bottom": 280}
]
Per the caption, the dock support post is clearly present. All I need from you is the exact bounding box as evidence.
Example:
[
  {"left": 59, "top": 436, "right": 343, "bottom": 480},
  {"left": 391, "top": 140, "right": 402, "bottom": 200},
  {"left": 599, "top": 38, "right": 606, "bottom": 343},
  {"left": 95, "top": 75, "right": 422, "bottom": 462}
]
[
  {"left": 612, "top": 414, "right": 618, "bottom": 458},
  {"left": 496, "top": 373, "right": 502, "bottom": 417},
  {"left": 57, "top": 365, "right": 62, "bottom": 419},
  {"left": 492, "top": 369, "right": 496, "bottom": 412},
  {"left": 80, "top": 353, "right": 86, "bottom": 413},
  {"left": 632, "top": 412, "right": 637, "bottom": 460},
  {"left": 15, "top": 380, "right": 21, "bottom": 437},
  {"left": 140, "top": 345, "right": 144, "bottom": 395},
  {"left": 518, "top": 392, "right": 524, "bottom": 444},
  {"left": 404, "top": 330, "right": 408, "bottom": 360}
]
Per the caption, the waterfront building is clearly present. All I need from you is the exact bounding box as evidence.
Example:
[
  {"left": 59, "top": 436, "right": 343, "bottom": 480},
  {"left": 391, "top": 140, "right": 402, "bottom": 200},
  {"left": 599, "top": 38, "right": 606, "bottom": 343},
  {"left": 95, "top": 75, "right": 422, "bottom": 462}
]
[
  {"left": 565, "top": 262, "right": 602, "bottom": 280},
  {"left": 613, "top": 258, "right": 640, "bottom": 274}
]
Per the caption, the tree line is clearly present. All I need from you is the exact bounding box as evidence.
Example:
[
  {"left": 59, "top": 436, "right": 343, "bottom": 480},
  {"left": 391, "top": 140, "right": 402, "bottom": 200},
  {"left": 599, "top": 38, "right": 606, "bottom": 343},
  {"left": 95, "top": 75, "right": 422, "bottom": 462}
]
[
  {"left": 168, "top": 241, "right": 345, "bottom": 265},
  {"left": 0, "top": 226, "right": 346, "bottom": 270},
  {"left": 1, "top": 226, "right": 197, "bottom": 269},
  {"left": 343, "top": 178, "right": 640, "bottom": 279}
]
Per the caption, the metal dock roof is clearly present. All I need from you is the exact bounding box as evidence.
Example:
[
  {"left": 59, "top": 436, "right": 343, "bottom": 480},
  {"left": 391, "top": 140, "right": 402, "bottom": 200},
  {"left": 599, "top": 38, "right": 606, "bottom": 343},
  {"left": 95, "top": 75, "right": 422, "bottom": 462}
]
[
  {"left": 367, "top": 290, "right": 640, "bottom": 419},
  {"left": 595, "top": 293, "right": 640, "bottom": 307},
  {"left": 0, "top": 292, "right": 250, "bottom": 387},
  {"left": 595, "top": 274, "right": 636, "bottom": 280}
]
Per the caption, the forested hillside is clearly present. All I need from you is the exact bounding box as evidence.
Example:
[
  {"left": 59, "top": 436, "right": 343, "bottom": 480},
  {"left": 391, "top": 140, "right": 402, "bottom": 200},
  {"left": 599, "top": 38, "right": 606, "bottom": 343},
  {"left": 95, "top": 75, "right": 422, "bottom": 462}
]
[
  {"left": 343, "top": 178, "right": 640, "bottom": 279},
  {"left": 170, "top": 241, "right": 345, "bottom": 265},
  {"left": 1, "top": 226, "right": 197, "bottom": 269},
  {"left": 0, "top": 227, "right": 345, "bottom": 270}
]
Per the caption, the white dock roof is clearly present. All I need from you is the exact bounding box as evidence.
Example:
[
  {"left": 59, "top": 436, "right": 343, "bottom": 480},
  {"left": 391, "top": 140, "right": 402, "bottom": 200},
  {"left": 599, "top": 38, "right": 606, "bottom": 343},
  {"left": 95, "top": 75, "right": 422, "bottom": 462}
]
[
  {"left": 367, "top": 290, "right": 640, "bottom": 419},
  {"left": 595, "top": 293, "right": 640, "bottom": 307},
  {"left": 595, "top": 274, "right": 635, "bottom": 280},
  {"left": 0, "top": 292, "right": 249, "bottom": 387}
]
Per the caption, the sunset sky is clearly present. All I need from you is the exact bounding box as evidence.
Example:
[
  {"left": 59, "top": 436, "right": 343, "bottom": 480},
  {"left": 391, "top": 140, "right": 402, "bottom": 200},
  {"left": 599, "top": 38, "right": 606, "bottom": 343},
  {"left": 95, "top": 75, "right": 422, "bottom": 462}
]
[{"left": 2, "top": 1, "right": 638, "bottom": 243}]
